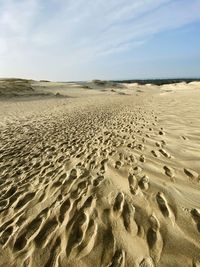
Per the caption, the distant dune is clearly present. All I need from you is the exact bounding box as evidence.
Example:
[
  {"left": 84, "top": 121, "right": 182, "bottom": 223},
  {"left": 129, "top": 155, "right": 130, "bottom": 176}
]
[
  {"left": 0, "top": 78, "right": 34, "bottom": 96},
  {"left": 0, "top": 78, "right": 64, "bottom": 98}
]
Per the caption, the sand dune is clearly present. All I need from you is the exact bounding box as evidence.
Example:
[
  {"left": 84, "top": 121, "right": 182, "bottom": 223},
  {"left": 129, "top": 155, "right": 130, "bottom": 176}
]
[
  {"left": 0, "top": 79, "right": 66, "bottom": 98},
  {"left": 0, "top": 80, "right": 200, "bottom": 267}
]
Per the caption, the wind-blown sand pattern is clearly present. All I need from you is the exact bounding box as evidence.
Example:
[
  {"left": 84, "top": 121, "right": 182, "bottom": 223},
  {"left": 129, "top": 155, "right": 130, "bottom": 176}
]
[{"left": 0, "top": 80, "right": 200, "bottom": 267}]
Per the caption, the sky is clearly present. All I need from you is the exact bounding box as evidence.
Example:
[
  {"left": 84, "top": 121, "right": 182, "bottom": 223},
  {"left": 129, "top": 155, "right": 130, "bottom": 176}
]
[{"left": 0, "top": 0, "right": 200, "bottom": 81}]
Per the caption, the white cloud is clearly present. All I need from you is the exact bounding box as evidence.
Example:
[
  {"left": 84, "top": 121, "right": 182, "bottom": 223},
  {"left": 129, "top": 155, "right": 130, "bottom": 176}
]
[{"left": 0, "top": 0, "right": 40, "bottom": 36}]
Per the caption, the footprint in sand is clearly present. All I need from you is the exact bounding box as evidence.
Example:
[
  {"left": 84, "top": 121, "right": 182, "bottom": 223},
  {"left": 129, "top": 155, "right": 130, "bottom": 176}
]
[
  {"left": 184, "top": 168, "right": 199, "bottom": 180},
  {"left": 163, "top": 165, "right": 174, "bottom": 179},
  {"left": 159, "top": 149, "right": 171, "bottom": 158},
  {"left": 156, "top": 192, "right": 175, "bottom": 223},
  {"left": 113, "top": 192, "right": 124, "bottom": 215},
  {"left": 139, "top": 175, "right": 149, "bottom": 190},
  {"left": 151, "top": 150, "right": 160, "bottom": 158},
  {"left": 34, "top": 217, "right": 58, "bottom": 248},
  {"left": 191, "top": 209, "right": 200, "bottom": 233},
  {"left": 44, "top": 236, "right": 61, "bottom": 267},
  {"left": 93, "top": 175, "right": 104, "bottom": 187},
  {"left": 107, "top": 249, "right": 125, "bottom": 267},
  {"left": 139, "top": 155, "right": 146, "bottom": 163},
  {"left": 115, "top": 161, "right": 122, "bottom": 169},
  {"left": 128, "top": 174, "right": 139, "bottom": 195},
  {"left": 147, "top": 214, "right": 163, "bottom": 263}
]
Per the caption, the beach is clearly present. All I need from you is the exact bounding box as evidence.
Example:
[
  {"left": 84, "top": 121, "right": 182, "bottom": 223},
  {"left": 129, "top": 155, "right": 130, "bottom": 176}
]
[{"left": 0, "top": 79, "right": 200, "bottom": 267}]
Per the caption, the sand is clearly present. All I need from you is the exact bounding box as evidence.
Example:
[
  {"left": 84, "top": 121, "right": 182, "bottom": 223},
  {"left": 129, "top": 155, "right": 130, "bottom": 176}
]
[{"left": 0, "top": 79, "right": 200, "bottom": 267}]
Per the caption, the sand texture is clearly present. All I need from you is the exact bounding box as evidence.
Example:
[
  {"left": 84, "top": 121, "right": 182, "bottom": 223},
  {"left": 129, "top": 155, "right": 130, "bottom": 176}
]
[{"left": 0, "top": 80, "right": 200, "bottom": 267}]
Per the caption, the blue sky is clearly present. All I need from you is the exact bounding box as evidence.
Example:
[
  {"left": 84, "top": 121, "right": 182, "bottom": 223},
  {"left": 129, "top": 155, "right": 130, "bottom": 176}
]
[{"left": 0, "top": 0, "right": 200, "bottom": 81}]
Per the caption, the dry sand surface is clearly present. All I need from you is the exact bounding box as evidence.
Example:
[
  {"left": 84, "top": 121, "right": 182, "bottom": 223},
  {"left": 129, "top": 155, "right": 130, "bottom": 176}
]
[{"left": 0, "top": 79, "right": 200, "bottom": 267}]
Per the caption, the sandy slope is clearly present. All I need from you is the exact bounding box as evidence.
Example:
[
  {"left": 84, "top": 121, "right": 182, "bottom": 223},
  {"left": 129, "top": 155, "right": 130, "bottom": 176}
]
[{"left": 0, "top": 81, "right": 200, "bottom": 267}]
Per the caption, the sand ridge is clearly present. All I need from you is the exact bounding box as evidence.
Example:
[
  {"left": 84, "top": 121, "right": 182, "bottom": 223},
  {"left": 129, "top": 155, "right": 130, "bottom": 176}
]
[{"left": 0, "top": 81, "right": 200, "bottom": 267}]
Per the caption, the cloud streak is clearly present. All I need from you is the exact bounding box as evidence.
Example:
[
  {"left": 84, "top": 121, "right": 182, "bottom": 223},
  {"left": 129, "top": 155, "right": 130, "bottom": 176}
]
[{"left": 0, "top": 0, "right": 200, "bottom": 79}]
